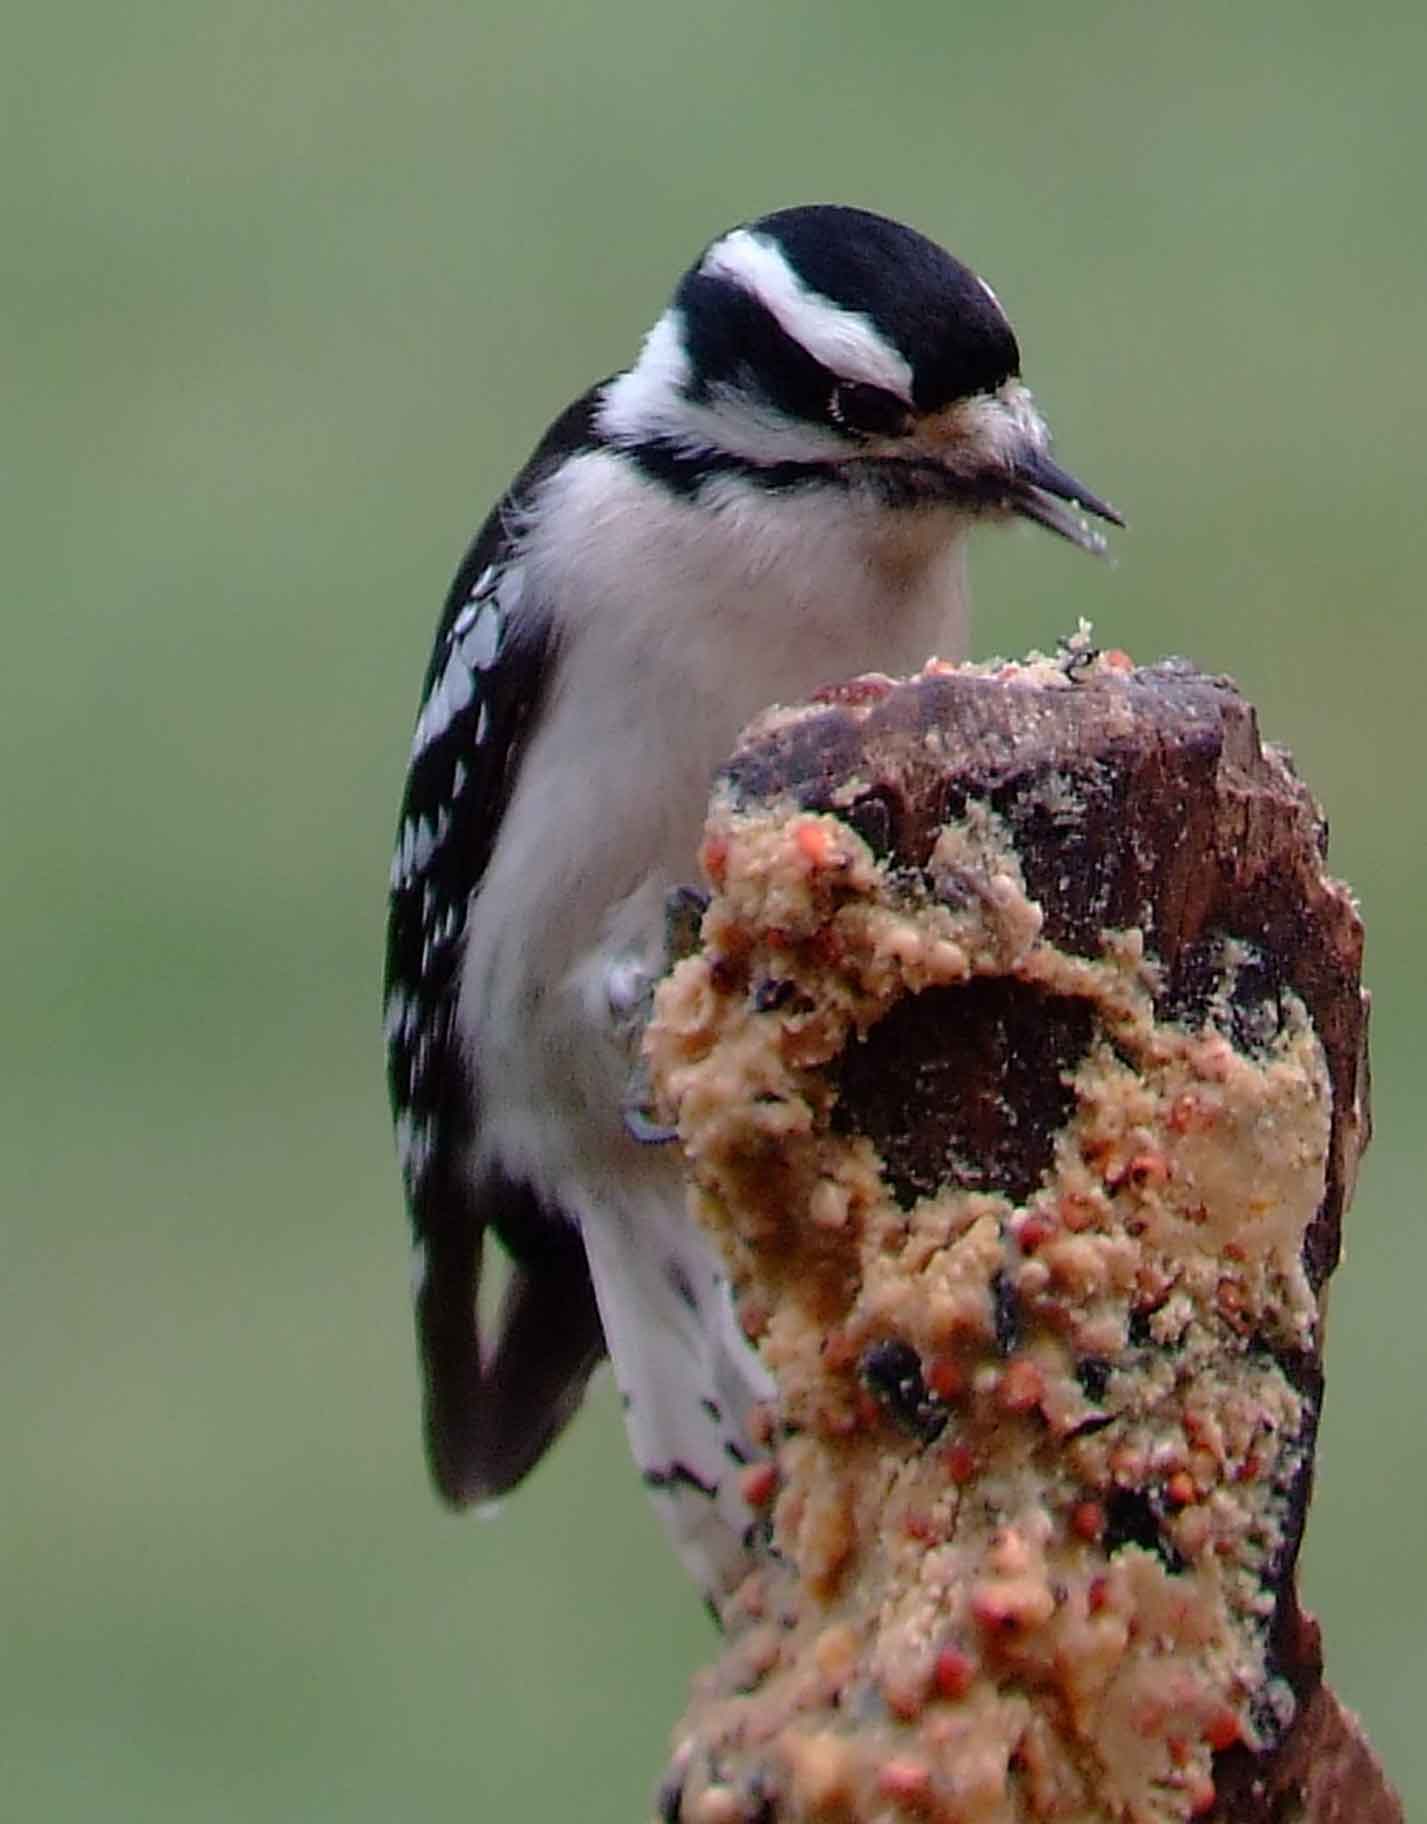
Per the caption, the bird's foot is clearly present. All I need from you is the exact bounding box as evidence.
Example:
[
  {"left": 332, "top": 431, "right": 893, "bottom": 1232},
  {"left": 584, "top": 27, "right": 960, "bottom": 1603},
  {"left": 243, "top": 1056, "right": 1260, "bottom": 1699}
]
[{"left": 614, "top": 885, "right": 710, "bottom": 1145}]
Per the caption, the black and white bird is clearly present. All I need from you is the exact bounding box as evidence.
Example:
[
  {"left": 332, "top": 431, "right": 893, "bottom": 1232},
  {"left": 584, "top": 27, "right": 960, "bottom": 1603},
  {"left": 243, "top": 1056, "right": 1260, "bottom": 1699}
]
[{"left": 385, "top": 204, "right": 1121, "bottom": 1598}]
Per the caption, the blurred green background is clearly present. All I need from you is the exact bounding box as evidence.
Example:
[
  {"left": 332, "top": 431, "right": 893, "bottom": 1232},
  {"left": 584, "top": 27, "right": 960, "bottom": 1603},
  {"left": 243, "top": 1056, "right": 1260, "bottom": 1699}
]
[{"left": 5, "top": 0, "right": 1423, "bottom": 1817}]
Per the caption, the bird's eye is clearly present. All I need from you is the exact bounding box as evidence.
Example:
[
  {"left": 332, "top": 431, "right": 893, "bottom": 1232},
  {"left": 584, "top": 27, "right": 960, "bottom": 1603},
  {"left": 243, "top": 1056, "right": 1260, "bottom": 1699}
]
[{"left": 829, "top": 381, "right": 912, "bottom": 439}]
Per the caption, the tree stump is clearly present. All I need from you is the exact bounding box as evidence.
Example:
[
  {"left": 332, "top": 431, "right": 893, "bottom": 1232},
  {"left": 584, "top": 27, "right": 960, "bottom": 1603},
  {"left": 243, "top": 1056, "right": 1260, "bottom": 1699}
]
[{"left": 646, "top": 649, "right": 1395, "bottom": 1824}]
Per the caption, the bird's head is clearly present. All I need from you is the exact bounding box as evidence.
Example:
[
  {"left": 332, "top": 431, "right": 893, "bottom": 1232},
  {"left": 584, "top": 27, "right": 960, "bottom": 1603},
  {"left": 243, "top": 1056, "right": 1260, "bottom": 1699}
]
[{"left": 597, "top": 203, "right": 1122, "bottom": 553}]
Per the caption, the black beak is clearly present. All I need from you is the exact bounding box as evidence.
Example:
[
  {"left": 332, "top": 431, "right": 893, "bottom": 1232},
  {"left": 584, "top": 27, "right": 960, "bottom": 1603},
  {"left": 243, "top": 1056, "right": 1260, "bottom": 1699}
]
[{"left": 1009, "top": 448, "right": 1125, "bottom": 556}]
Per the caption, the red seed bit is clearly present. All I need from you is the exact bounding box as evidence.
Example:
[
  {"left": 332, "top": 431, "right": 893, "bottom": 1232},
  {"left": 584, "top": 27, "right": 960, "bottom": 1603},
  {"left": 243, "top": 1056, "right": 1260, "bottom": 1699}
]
[
  {"left": 1203, "top": 1706, "right": 1242, "bottom": 1751},
  {"left": 1126, "top": 1148, "right": 1171, "bottom": 1188},
  {"left": 700, "top": 835, "right": 729, "bottom": 888},
  {"left": 794, "top": 820, "right": 838, "bottom": 869},
  {"left": 1104, "top": 1146, "right": 1169, "bottom": 1194},
  {"left": 998, "top": 1357, "right": 1044, "bottom": 1415},
  {"left": 1070, "top": 1500, "right": 1106, "bottom": 1542},
  {"left": 1058, "top": 1192, "right": 1100, "bottom": 1232},
  {"left": 739, "top": 1462, "right": 779, "bottom": 1509},
  {"left": 944, "top": 1440, "right": 978, "bottom": 1484},
  {"left": 1182, "top": 1410, "right": 1214, "bottom": 1450},
  {"left": 902, "top": 1510, "right": 938, "bottom": 1543},
  {"left": 877, "top": 1759, "right": 932, "bottom": 1807},
  {"left": 1016, "top": 1211, "right": 1056, "bottom": 1254},
  {"left": 932, "top": 1646, "right": 975, "bottom": 1700},
  {"left": 925, "top": 1355, "right": 965, "bottom": 1402},
  {"left": 811, "top": 673, "right": 895, "bottom": 707},
  {"left": 1166, "top": 1470, "right": 1197, "bottom": 1507},
  {"left": 1087, "top": 1575, "right": 1111, "bottom": 1613}
]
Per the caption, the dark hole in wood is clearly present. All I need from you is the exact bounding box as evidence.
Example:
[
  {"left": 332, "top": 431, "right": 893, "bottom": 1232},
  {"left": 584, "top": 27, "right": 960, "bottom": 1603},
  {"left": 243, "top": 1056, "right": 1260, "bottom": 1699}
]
[
  {"left": 833, "top": 980, "right": 1096, "bottom": 1208},
  {"left": 833, "top": 788, "right": 895, "bottom": 859},
  {"left": 1103, "top": 1487, "right": 1187, "bottom": 1576},
  {"left": 1162, "top": 934, "right": 1288, "bottom": 1058}
]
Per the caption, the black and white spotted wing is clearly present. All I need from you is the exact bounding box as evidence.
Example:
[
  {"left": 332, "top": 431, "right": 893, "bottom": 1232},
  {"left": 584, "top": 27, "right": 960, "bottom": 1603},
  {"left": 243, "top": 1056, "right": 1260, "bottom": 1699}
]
[{"left": 384, "top": 387, "right": 610, "bottom": 1505}]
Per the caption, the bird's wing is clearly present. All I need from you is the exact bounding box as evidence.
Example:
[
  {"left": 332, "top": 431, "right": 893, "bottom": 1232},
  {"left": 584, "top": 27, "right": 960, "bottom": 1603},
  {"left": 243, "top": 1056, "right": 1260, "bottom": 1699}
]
[{"left": 384, "top": 387, "right": 610, "bottom": 1504}]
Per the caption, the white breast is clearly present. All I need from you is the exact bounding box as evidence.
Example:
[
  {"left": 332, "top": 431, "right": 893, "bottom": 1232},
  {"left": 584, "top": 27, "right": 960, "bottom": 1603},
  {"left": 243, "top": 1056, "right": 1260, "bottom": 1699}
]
[{"left": 459, "top": 451, "right": 973, "bottom": 1194}]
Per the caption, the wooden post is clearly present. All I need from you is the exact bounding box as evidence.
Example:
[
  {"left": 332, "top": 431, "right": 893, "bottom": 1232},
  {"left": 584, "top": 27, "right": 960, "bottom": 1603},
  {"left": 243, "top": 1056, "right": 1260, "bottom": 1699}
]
[{"left": 647, "top": 650, "right": 1396, "bottom": 1823}]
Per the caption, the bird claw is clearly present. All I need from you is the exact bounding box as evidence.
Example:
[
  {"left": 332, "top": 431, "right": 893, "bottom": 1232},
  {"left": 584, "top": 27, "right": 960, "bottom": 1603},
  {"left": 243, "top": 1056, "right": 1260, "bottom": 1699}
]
[
  {"left": 664, "top": 884, "right": 710, "bottom": 963},
  {"left": 612, "top": 884, "right": 709, "bottom": 1145},
  {"left": 623, "top": 1051, "right": 678, "bottom": 1144},
  {"left": 623, "top": 1098, "right": 678, "bottom": 1146}
]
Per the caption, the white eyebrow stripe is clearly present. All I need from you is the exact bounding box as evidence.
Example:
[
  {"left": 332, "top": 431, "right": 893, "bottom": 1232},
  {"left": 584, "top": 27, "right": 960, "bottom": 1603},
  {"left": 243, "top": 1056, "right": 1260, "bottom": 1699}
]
[{"left": 701, "top": 229, "right": 915, "bottom": 401}]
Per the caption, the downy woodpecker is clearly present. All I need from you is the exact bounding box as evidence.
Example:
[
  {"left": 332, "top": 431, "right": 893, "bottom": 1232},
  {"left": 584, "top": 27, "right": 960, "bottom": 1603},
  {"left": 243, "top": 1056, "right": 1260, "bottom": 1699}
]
[{"left": 385, "top": 204, "right": 1121, "bottom": 1597}]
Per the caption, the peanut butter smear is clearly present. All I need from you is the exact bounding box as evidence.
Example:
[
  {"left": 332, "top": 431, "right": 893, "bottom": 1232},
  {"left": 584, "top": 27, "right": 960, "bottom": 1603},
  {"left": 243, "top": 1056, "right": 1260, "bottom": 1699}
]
[{"left": 646, "top": 655, "right": 1335, "bottom": 1824}]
